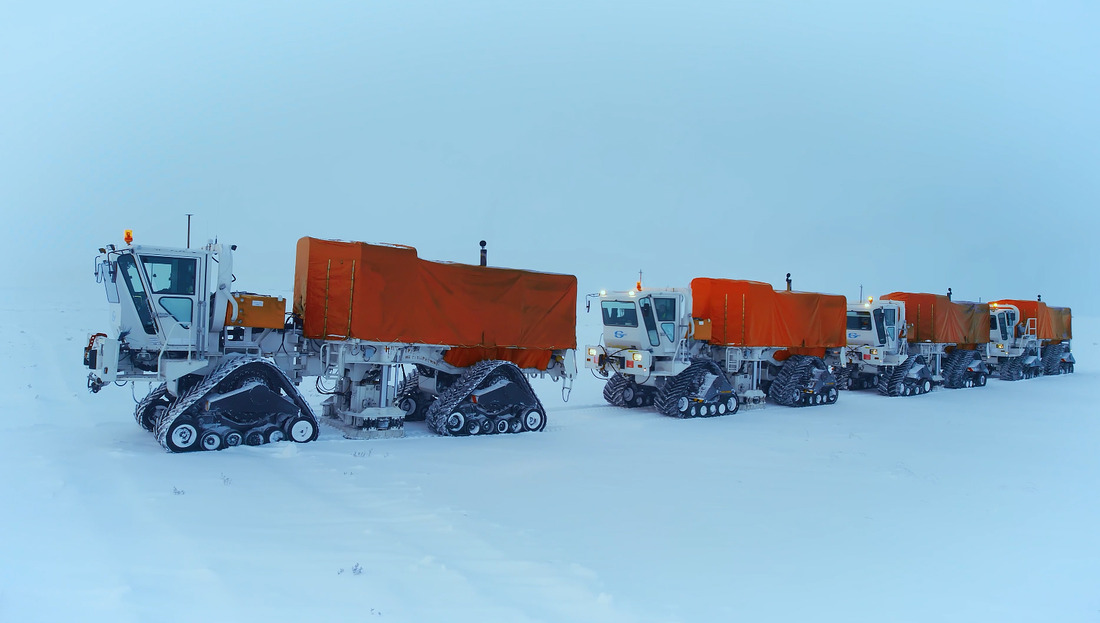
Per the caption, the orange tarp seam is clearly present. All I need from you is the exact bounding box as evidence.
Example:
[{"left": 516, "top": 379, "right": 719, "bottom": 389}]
[
  {"left": 690, "top": 278, "right": 846, "bottom": 348},
  {"left": 293, "top": 238, "right": 577, "bottom": 370}
]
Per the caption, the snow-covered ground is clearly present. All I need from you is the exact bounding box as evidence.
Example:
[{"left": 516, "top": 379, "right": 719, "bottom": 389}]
[{"left": 2, "top": 288, "right": 1097, "bottom": 622}]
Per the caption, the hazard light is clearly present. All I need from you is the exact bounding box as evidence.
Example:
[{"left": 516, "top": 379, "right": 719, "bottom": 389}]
[{"left": 124, "top": 229, "right": 133, "bottom": 245}]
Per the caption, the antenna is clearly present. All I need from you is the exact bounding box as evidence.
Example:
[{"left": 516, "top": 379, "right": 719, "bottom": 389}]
[
  {"left": 479, "top": 240, "right": 487, "bottom": 266},
  {"left": 186, "top": 213, "right": 193, "bottom": 249}
]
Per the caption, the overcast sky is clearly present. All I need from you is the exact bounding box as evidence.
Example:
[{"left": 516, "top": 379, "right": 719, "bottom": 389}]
[{"left": 3, "top": 1, "right": 1097, "bottom": 312}]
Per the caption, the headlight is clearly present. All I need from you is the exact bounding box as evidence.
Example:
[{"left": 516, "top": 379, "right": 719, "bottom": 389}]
[
  {"left": 870, "top": 349, "right": 878, "bottom": 355},
  {"left": 632, "top": 353, "right": 643, "bottom": 361},
  {"left": 588, "top": 347, "right": 598, "bottom": 356}
]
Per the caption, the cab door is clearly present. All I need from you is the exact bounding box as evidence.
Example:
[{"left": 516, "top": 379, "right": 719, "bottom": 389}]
[
  {"left": 874, "top": 305, "right": 900, "bottom": 352},
  {"left": 139, "top": 254, "right": 202, "bottom": 350}
]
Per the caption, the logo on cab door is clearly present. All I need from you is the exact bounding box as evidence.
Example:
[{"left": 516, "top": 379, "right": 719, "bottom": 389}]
[
  {"left": 614, "top": 330, "right": 626, "bottom": 338},
  {"left": 848, "top": 332, "right": 859, "bottom": 338}
]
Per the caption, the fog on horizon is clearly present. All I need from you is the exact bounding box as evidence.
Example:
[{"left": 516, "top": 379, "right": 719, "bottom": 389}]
[{"left": 3, "top": 1, "right": 1096, "bottom": 311}]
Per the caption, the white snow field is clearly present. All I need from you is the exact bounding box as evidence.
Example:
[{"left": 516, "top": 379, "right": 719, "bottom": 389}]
[{"left": 2, "top": 287, "right": 1097, "bottom": 623}]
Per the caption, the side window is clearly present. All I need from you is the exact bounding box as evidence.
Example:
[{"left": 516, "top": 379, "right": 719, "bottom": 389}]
[
  {"left": 141, "top": 256, "right": 197, "bottom": 295},
  {"left": 654, "top": 298, "right": 676, "bottom": 322},
  {"left": 654, "top": 298, "right": 678, "bottom": 342},
  {"left": 159, "top": 297, "right": 193, "bottom": 326},
  {"left": 872, "top": 308, "right": 887, "bottom": 345},
  {"left": 638, "top": 297, "right": 661, "bottom": 347},
  {"left": 117, "top": 254, "right": 156, "bottom": 335}
]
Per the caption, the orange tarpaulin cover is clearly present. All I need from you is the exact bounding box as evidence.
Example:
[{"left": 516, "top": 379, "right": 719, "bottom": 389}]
[
  {"left": 293, "top": 238, "right": 576, "bottom": 370},
  {"left": 880, "top": 292, "right": 968, "bottom": 344},
  {"left": 690, "top": 278, "right": 846, "bottom": 348},
  {"left": 954, "top": 301, "right": 991, "bottom": 345},
  {"left": 1050, "top": 307, "right": 1072, "bottom": 341},
  {"left": 992, "top": 300, "right": 1070, "bottom": 341}
]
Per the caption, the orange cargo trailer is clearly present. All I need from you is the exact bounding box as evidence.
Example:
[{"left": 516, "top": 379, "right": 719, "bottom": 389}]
[
  {"left": 990, "top": 299, "right": 1058, "bottom": 340},
  {"left": 293, "top": 237, "right": 577, "bottom": 371},
  {"left": 880, "top": 292, "right": 968, "bottom": 344},
  {"left": 689, "top": 278, "right": 846, "bottom": 360}
]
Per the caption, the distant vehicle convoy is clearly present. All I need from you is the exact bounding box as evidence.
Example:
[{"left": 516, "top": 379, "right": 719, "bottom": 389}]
[{"left": 84, "top": 232, "right": 1074, "bottom": 452}]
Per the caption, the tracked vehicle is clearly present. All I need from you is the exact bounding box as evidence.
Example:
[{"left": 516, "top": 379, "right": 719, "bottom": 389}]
[
  {"left": 84, "top": 234, "right": 576, "bottom": 452},
  {"left": 584, "top": 278, "right": 846, "bottom": 417},
  {"left": 832, "top": 293, "right": 991, "bottom": 396},
  {"left": 985, "top": 299, "right": 1074, "bottom": 380}
]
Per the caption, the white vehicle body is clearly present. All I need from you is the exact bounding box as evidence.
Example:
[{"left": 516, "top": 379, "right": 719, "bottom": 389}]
[
  {"left": 584, "top": 288, "right": 841, "bottom": 413},
  {"left": 84, "top": 238, "right": 576, "bottom": 451}
]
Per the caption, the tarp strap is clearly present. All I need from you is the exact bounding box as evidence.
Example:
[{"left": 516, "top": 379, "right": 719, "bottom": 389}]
[
  {"left": 323, "top": 259, "right": 331, "bottom": 338},
  {"left": 346, "top": 260, "right": 356, "bottom": 338}
]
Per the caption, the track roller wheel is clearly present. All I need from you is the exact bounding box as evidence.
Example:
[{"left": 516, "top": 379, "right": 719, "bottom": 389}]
[
  {"left": 921, "top": 379, "right": 932, "bottom": 394},
  {"left": 675, "top": 396, "right": 691, "bottom": 416},
  {"left": 509, "top": 418, "right": 522, "bottom": 433},
  {"left": 520, "top": 406, "right": 546, "bottom": 432},
  {"left": 621, "top": 384, "right": 636, "bottom": 404},
  {"left": 200, "top": 430, "right": 224, "bottom": 452},
  {"left": 225, "top": 431, "right": 243, "bottom": 447},
  {"left": 263, "top": 425, "right": 285, "bottom": 444},
  {"left": 464, "top": 417, "right": 483, "bottom": 436},
  {"left": 726, "top": 396, "right": 740, "bottom": 414},
  {"left": 397, "top": 395, "right": 418, "bottom": 417},
  {"left": 165, "top": 418, "right": 200, "bottom": 453},
  {"left": 495, "top": 419, "right": 510, "bottom": 434},
  {"left": 445, "top": 411, "right": 466, "bottom": 435},
  {"left": 284, "top": 415, "right": 319, "bottom": 443},
  {"left": 825, "top": 388, "right": 838, "bottom": 404},
  {"left": 245, "top": 430, "right": 265, "bottom": 446}
]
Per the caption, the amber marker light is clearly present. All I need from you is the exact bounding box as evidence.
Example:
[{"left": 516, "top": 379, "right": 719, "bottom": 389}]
[{"left": 124, "top": 229, "right": 133, "bottom": 245}]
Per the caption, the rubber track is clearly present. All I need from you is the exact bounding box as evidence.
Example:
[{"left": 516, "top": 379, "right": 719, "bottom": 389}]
[
  {"left": 833, "top": 364, "right": 852, "bottom": 391},
  {"left": 396, "top": 368, "right": 432, "bottom": 420},
  {"left": 134, "top": 382, "right": 168, "bottom": 431},
  {"left": 768, "top": 355, "right": 831, "bottom": 407},
  {"left": 425, "top": 360, "right": 545, "bottom": 436},
  {"left": 602, "top": 374, "right": 630, "bottom": 407},
  {"left": 878, "top": 354, "right": 919, "bottom": 397},
  {"left": 1042, "top": 344, "right": 1064, "bottom": 376},
  {"left": 654, "top": 359, "right": 728, "bottom": 418},
  {"left": 154, "top": 355, "right": 318, "bottom": 452},
  {"left": 999, "top": 356, "right": 1024, "bottom": 381},
  {"left": 942, "top": 350, "right": 971, "bottom": 389}
]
